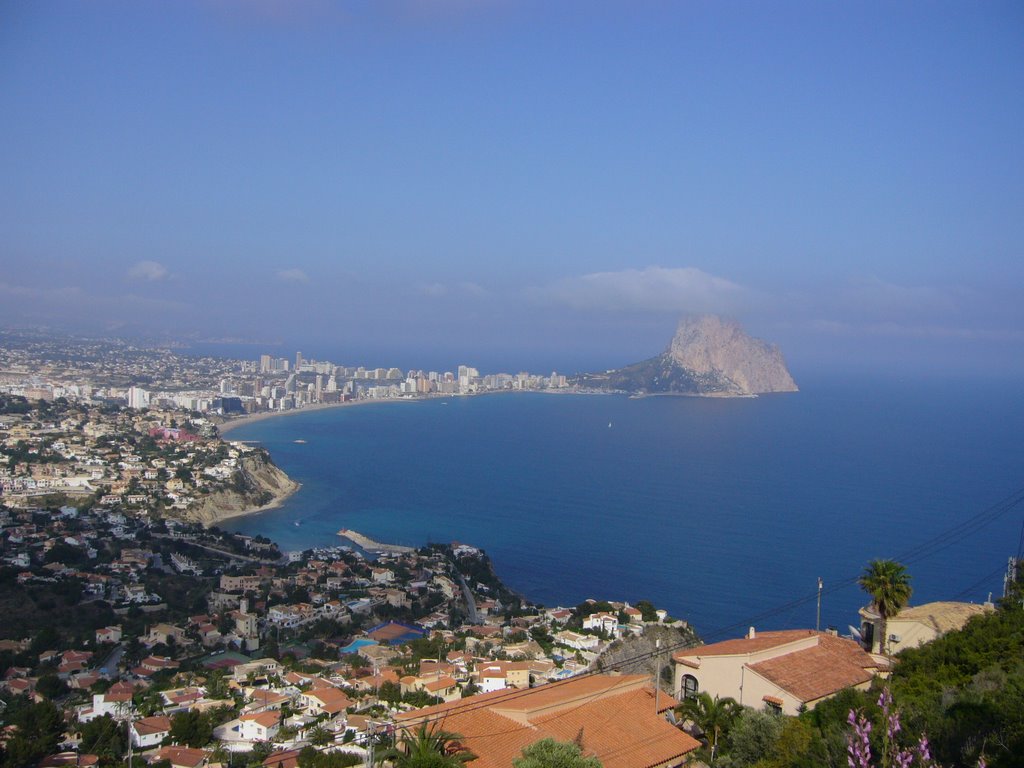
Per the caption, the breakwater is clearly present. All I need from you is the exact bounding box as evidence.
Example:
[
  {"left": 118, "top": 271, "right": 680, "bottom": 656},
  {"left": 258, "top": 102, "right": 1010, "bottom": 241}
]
[{"left": 338, "top": 528, "right": 415, "bottom": 554}]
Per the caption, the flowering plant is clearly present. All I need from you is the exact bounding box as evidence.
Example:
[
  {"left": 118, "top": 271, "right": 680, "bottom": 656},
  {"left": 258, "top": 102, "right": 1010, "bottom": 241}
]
[{"left": 847, "top": 688, "right": 985, "bottom": 768}]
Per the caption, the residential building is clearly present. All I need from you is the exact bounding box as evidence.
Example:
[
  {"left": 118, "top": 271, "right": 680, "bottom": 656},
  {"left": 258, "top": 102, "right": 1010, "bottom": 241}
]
[
  {"left": 671, "top": 628, "right": 879, "bottom": 716},
  {"left": 857, "top": 601, "right": 994, "bottom": 656},
  {"left": 396, "top": 674, "right": 699, "bottom": 768},
  {"left": 130, "top": 715, "right": 172, "bottom": 748},
  {"left": 239, "top": 710, "right": 281, "bottom": 742}
]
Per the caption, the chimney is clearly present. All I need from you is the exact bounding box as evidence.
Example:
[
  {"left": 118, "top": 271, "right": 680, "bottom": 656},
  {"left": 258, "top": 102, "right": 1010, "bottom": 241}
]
[{"left": 747, "top": 626, "right": 756, "bottom": 640}]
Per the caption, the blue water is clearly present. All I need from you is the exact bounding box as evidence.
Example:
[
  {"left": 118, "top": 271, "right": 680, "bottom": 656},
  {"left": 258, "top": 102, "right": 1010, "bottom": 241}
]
[
  {"left": 221, "top": 373, "right": 1024, "bottom": 641},
  {"left": 339, "top": 638, "right": 378, "bottom": 654}
]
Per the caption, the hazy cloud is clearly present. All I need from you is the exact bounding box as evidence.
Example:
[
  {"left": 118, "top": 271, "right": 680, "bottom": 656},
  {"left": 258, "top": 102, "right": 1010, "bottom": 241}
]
[
  {"left": 418, "top": 281, "right": 489, "bottom": 299},
  {"left": 458, "top": 281, "right": 488, "bottom": 298},
  {"left": 127, "top": 261, "right": 169, "bottom": 282},
  {"left": 0, "top": 282, "right": 84, "bottom": 302},
  {"left": 808, "top": 318, "right": 1024, "bottom": 342},
  {"left": 530, "top": 266, "right": 747, "bottom": 314},
  {"left": 418, "top": 282, "right": 448, "bottom": 297},
  {"left": 0, "top": 282, "right": 192, "bottom": 328},
  {"left": 277, "top": 268, "right": 310, "bottom": 283},
  {"left": 840, "top": 277, "right": 959, "bottom": 318}
]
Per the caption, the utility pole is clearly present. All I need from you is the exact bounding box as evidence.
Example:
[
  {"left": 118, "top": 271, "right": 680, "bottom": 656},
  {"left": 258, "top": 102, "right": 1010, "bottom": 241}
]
[
  {"left": 654, "top": 639, "right": 661, "bottom": 715},
  {"left": 816, "top": 577, "right": 823, "bottom": 632}
]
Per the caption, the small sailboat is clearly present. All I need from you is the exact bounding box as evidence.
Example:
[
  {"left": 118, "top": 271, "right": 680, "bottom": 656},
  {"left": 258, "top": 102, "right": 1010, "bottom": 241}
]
[{"left": 608, "top": 421, "right": 612, "bottom": 428}]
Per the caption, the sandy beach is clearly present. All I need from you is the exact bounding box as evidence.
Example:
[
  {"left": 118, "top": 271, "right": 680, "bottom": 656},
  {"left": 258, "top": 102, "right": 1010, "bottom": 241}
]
[{"left": 218, "top": 398, "right": 409, "bottom": 436}]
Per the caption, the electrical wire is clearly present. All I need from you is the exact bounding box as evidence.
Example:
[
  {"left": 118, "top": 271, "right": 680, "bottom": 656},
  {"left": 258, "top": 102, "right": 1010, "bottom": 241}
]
[{"left": 388, "top": 485, "right": 1024, "bottom": 741}]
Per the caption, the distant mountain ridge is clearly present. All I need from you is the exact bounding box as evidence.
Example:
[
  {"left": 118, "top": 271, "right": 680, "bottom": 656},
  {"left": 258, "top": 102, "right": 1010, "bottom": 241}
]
[{"left": 576, "top": 315, "right": 798, "bottom": 397}]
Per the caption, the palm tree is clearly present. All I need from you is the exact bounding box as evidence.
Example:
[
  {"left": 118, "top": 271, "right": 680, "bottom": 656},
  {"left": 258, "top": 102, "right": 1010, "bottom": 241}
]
[
  {"left": 382, "top": 722, "right": 477, "bottom": 767},
  {"left": 858, "top": 559, "right": 913, "bottom": 656},
  {"left": 675, "top": 692, "right": 740, "bottom": 763}
]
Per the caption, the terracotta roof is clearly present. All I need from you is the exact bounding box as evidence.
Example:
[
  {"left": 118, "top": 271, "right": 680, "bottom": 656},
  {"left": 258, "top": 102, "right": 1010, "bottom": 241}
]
[
  {"left": 423, "top": 676, "right": 457, "bottom": 693},
  {"left": 40, "top": 754, "right": 100, "bottom": 767},
  {"left": 672, "top": 630, "right": 817, "bottom": 661},
  {"left": 154, "top": 745, "right": 209, "bottom": 768},
  {"left": 240, "top": 710, "right": 281, "bottom": 728},
  {"left": 307, "top": 687, "right": 352, "bottom": 713},
  {"left": 747, "top": 634, "right": 875, "bottom": 703},
  {"left": 132, "top": 715, "right": 172, "bottom": 735},
  {"left": 263, "top": 749, "right": 301, "bottom": 768},
  {"left": 893, "top": 602, "right": 993, "bottom": 634},
  {"left": 249, "top": 689, "right": 290, "bottom": 706},
  {"left": 397, "top": 675, "right": 698, "bottom": 768}
]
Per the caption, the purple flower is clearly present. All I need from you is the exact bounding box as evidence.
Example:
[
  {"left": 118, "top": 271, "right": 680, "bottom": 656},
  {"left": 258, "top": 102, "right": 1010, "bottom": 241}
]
[
  {"left": 846, "top": 710, "right": 873, "bottom": 768},
  {"left": 917, "top": 736, "right": 932, "bottom": 762}
]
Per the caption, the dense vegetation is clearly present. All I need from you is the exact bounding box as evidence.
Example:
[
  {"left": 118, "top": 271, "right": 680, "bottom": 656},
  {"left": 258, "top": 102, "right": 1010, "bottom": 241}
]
[{"left": 691, "top": 595, "right": 1024, "bottom": 768}]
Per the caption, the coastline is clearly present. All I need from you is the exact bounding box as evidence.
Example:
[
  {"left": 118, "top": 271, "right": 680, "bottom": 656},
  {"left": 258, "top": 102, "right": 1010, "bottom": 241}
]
[
  {"left": 218, "top": 398, "right": 414, "bottom": 436},
  {"left": 197, "top": 477, "right": 302, "bottom": 526},
  {"left": 219, "top": 388, "right": 625, "bottom": 437}
]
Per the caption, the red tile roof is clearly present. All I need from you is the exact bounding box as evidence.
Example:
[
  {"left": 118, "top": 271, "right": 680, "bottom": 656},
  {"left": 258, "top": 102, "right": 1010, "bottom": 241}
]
[
  {"left": 132, "top": 715, "right": 172, "bottom": 736},
  {"left": 397, "top": 675, "right": 698, "bottom": 768},
  {"left": 672, "top": 630, "right": 817, "bottom": 662},
  {"left": 747, "top": 634, "right": 876, "bottom": 703},
  {"left": 154, "top": 745, "right": 209, "bottom": 768}
]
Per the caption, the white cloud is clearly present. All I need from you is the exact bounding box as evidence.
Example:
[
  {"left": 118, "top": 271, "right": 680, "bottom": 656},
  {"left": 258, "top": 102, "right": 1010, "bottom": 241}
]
[
  {"left": 458, "top": 281, "right": 488, "bottom": 298},
  {"left": 529, "top": 266, "right": 747, "bottom": 314},
  {"left": 127, "top": 261, "right": 169, "bottom": 282},
  {"left": 418, "top": 282, "right": 448, "bottom": 297},
  {"left": 276, "top": 268, "right": 310, "bottom": 283}
]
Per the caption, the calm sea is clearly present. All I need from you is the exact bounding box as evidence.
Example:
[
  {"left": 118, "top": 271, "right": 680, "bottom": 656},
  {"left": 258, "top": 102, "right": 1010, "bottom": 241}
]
[{"left": 221, "top": 372, "right": 1024, "bottom": 641}]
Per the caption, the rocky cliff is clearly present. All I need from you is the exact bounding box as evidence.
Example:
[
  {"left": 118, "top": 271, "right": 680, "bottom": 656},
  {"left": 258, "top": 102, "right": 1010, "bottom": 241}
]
[
  {"left": 577, "top": 315, "right": 798, "bottom": 396},
  {"left": 182, "top": 451, "right": 300, "bottom": 527}
]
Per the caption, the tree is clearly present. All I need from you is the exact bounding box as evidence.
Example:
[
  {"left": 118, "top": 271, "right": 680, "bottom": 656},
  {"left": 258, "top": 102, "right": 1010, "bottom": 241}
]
[
  {"left": 296, "top": 747, "right": 362, "bottom": 768},
  {"left": 307, "top": 725, "right": 333, "bottom": 746},
  {"left": 858, "top": 559, "right": 912, "bottom": 656},
  {"left": 675, "top": 692, "right": 740, "bottom": 763},
  {"left": 35, "top": 672, "right": 69, "bottom": 700},
  {"left": 78, "top": 714, "right": 127, "bottom": 762},
  {"left": 169, "top": 709, "right": 213, "bottom": 748},
  {"left": 512, "top": 738, "right": 603, "bottom": 768},
  {"left": 0, "top": 699, "right": 64, "bottom": 768},
  {"left": 381, "top": 723, "right": 477, "bottom": 767},
  {"left": 721, "top": 708, "right": 784, "bottom": 767}
]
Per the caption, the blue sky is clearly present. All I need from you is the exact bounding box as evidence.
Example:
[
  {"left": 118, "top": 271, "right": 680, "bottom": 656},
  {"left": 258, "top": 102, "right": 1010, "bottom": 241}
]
[{"left": 2, "top": 1, "right": 1022, "bottom": 375}]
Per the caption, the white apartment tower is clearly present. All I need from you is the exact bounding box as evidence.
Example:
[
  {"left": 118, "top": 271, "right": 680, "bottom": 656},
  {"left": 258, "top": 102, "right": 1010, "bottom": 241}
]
[{"left": 127, "top": 386, "right": 150, "bottom": 409}]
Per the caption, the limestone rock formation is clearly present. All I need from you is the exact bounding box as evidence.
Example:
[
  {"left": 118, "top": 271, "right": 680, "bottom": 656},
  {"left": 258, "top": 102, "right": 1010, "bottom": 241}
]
[{"left": 577, "top": 315, "right": 798, "bottom": 396}]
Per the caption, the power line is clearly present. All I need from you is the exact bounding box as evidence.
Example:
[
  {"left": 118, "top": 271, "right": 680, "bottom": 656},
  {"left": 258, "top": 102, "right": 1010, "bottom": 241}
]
[{"left": 387, "top": 485, "right": 1024, "bottom": 738}]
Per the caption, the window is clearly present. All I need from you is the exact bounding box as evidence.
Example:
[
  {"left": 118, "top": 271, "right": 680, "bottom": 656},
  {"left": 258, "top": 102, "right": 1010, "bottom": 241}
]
[{"left": 682, "top": 674, "right": 698, "bottom": 699}]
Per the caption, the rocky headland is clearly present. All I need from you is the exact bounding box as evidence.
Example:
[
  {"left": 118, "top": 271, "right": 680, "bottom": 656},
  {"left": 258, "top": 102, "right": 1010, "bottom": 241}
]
[
  {"left": 181, "top": 450, "right": 300, "bottom": 526},
  {"left": 576, "top": 315, "right": 798, "bottom": 397}
]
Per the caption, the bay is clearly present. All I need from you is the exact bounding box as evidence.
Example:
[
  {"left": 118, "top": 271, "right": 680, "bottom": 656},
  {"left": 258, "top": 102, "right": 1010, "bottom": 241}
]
[{"left": 221, "top": 372, "right": 1024, "bottom": 640}]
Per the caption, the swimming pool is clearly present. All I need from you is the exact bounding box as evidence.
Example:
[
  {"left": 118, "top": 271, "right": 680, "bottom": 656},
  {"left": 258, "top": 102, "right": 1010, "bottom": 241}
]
[{"left": 339, "top": 638, "right": 378, "bottom": 654}]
